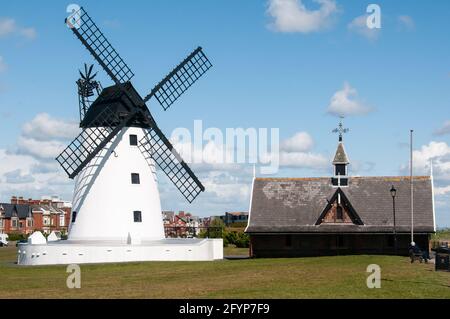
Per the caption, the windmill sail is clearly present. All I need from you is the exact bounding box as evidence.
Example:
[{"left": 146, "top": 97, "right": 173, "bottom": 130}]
[
  {"left": 56, "top": 106, "right": 138, "bottom": 179},
  {"left": 66, "top": 6, "right": 134, "bottom": 85},
  {"left": 139, "top": 125, "right": 205, "bottom": 203},
  {"left": 143, "top": 47, "right": 212, "bottom": 110}
]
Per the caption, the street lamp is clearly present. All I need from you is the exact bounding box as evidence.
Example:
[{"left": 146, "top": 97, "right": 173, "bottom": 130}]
[{"left": 390, "top": 185, "right": 397, "bottom": 254}]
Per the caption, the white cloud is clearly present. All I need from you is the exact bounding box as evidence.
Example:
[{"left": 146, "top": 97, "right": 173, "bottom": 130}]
[
  {"left": 0, "top": 18, "right": 15, "bottom": 37},
  {"left": 267, "top": 0, "right": 338, "bottom": 33},
  {"left": 0, "top": 149, "right": 37, "bottom": 177},
  {"left": 161, "top": 129, "right": 329, "bottom": 214},
  {"left": 0, "top": 56, "right": 6, "bottom": 73},
  {"left": 348, "top": 15, "right": 380, "bottom": 40},
  {"left": 172, "top": 130, "right": 327, "bottom": 172},
  {"left": 411, "top": 141, "right": 450, "bottom": 177},
  {"left": 0, "top": 17, "right": 36, "bottom": 40},
  {"left": 400, "top": 141, "right": 450, "bottom": 227},
  {"left": 327, "top": 82, "right": 371, "bottom": 117},
  {"left": 15, "top": 113, "right": 79, "bottom": 159},
  {"left": 281, "top": 132, "right": 314, "bottom": 152},
  {"left": 279, "top": 151, "right": 328, "bottom": 169},
  {"left": 19, "top": 27, "right": 37, "bottom": 40},
  {"left": 436, "top": 186, "right": 450, "bottom": 196},
  {"left": 398, "top": 15, "right": 414, "bottom": 30},
  {"left": 17, "top": 137, "right": 67, "bottom": 160},
  {"left": 434, "top": 121, "right": 450, "bottom": 136},
  {"left": 0, "top": 149, "right": 73, "bottom": 202},
  {"left": 0, "top": 113, "right": 79, "bottom": 202},
  {"left": 4, "top": 169, "right": 35, "bottom": 184},
  {"left": 22, "top": 113, "right": 79, "bottom": 141}
]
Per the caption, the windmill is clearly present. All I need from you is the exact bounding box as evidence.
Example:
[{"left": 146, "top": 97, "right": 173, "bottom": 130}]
[{"left": 57, "top": 6, "right": 212, "bottom": 242}]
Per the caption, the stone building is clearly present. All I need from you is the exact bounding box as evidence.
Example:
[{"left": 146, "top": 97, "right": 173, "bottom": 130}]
[{"left": 245, "top": 123, "right": 435, "bottom": 257}]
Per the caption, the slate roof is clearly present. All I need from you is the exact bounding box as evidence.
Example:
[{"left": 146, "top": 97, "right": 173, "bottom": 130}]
[
  {"left": 246, "top": 176, "right": 435, "bottom": 234},
  {"left": 0, "top": 203, "right": 31, "bottom": 219},
  {"left": 333, "top": 143, "right": 349, "bottom": 164}
]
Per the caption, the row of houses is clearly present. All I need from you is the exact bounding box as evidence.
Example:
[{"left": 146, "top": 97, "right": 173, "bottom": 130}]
[
  {"left": 0, "top": 196, "right": 71, "bottom": 235},
  {"left": 1, "top": 195, "right": 248, "bottom": 237},
  {"left": 162, "top": 211, "right": 249, "bottom": 237}
]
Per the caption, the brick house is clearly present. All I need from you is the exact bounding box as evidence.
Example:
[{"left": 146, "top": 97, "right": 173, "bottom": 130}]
[
  {"left": 0, "top": 203, "right": 33, "bottom": 235},
  {"left": 163, "top": 211, "right": 201, "bottom": 238},
  {"left": 0, "top": 196, "right": 71, "bottom": 235}
]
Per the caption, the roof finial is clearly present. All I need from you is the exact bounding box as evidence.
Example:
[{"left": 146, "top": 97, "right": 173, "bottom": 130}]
[{"left": 332, "top": 116, "right": 349, "bottom": 142}]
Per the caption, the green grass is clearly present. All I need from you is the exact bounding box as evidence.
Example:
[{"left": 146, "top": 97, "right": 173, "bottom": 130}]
[
  {"left": 0, "top": 244, "right": 449, "bottom": 299},
  {"left": 224, "top": 246, "right": 249, "bottom": 256}
]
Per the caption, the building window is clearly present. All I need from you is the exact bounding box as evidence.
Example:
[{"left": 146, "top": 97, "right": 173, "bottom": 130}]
[
  {"left": 133, "top": 211, "right": 142, "bottom": 223},
  {"left": 12, "top": 218, "right": 18, "bottom": 229},
  {"left": 129, "top": 134, "right": 138, "bottom": 146},
  {"left": 336, "top": 205, "right": 343, "bottom": 220},
  {"left": 71, "top": 211, "right": 77, "bottom": 223},
  {"left": 60, "top": 214, "right": 65, "bottom": 227},
  {"left": 0, "top": 219, "right": 3, "bottom": 228},
  {"left": 335, "top": 164, "right": 346, "bottom": 176},
  {"left": 131, "top": 173, "right": 140, "bottom": 184},
  {"left": 26, "top": 219, "right": 33, "bottom": 228}
]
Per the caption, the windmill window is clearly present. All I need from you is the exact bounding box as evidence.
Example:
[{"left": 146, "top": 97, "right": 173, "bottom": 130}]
[
  {"left": 129, "top": 134, "right": 138, "bottom": 146},
  {"left": 131, "top": 173, "right": 140, "bottom": 184},
  {"left": 71, "top": 211, "right": 77, "bottom": 223},
  {"left": 133, "top": 211, "right": 142, "bottom": 223}
]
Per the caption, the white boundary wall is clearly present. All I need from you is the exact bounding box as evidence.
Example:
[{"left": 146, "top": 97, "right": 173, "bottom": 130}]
[{"left": 17, "top": 238, "right": 223, "bottom": 265}]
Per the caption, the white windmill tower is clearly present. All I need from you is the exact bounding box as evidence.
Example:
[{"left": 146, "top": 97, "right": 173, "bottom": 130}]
[{"left": 16, "top": 7, "right": 223, "bottom": 265}]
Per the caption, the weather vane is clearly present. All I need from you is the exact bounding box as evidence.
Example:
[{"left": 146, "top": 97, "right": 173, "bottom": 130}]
[{"left": 332, "top": 116, "right": 349, "bottom": 142}]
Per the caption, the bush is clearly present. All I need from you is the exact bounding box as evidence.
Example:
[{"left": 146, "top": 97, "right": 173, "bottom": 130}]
[
  {"left": 227, "top": 222, "right": 248, "bottom": 228},
  {"left": 224, "top": 230, "right": 249, "bottom": 248},
  {"left": 7, "top": 233, "right": 28, "bottom": 242},
  {"left": 198, "top": 219, "right": 250, "bottom": 248}
]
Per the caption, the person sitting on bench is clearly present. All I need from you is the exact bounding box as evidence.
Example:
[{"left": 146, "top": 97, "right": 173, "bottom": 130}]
[{"left": 408, "top": 242, "right": 429, "bottom": 263}]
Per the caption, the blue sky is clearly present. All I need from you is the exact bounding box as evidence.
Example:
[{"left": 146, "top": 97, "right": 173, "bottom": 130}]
[{"left": 0, "top": 0, "right": 449, "bottom": 226}]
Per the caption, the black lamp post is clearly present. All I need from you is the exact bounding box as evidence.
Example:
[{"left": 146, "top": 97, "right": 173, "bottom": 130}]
[{"left": 390, "top": 185, "right": 397, "bottom": 254}]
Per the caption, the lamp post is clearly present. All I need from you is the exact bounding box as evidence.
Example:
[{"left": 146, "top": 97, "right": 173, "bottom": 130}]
[{"left": 390, "top": 185, "right": 397, "bottom": 254}]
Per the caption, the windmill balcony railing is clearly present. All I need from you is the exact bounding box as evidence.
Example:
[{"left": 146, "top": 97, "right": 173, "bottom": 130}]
[{"left": 164, "top": 226, "right": 223, "bottom": 239}]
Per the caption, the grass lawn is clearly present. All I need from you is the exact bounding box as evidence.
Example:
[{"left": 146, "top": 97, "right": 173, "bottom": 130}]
[
  {"left": 0, "top": 244, "right": 449, "bottom": 299},
  {"left": 223, "top": 246, "right": 249, "bottom": 256}
]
